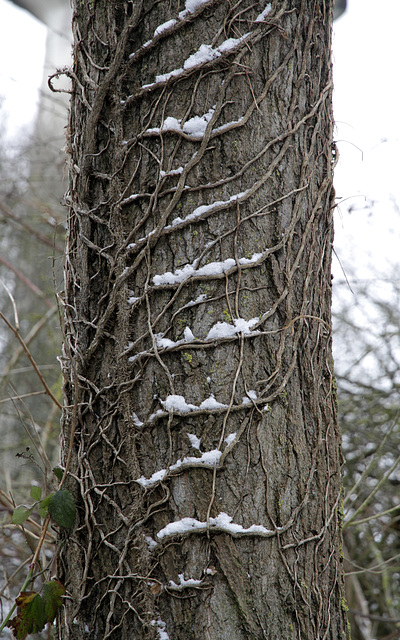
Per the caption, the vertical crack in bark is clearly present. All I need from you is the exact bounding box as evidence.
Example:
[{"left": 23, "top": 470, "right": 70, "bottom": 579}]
[{"left": 212, "top": 534, "right": 262, "bottom": 639}]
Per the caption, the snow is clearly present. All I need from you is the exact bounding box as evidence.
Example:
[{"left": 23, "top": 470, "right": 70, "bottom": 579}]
[
  {"left": 153, "top": 262, "right": 198, "bottom": 286},
  {"left": 148, "top": 111, "right": 249, "bottom": 140},
  {"left": 157, "top": 512, "right": 274, "bottom": 540},
  {"left": 183, "top": 43, "right": 220, "bottom": 69},
  {"left": 159, "top": 393, "right": 230, "bottom": 413},
  {"left": 182, "top": 108, "right": 215, "bottom": 136},
  {"left": 206, "top": 317, "right": 259, "bottom": 340},
  {"left": 152, "top": 250, "right": 260, "bottom": 286},
  {"left": 243, "top": 389, "right": 258, "bottom": 404},
  {"left": 191, "top": 449, "right": 221, "bottom": 465},
  {"left": 135, "top": 424, "right": 244, "bottom": 488},
  {"left": 156, "top": 335, "right": 180, "bottom": 349},
  {"left": 187, "top": 433, "right": 201, "bottom": 449},
  {"left": 160, "top": 166, "right": 184, "bottom": 178},
  {"left": 132, "top": 412, "right": 144, "bottom": 427},
  {"left": 185, "top": 293, "right": 207, "bottom": 306},
  {"left": 169, "top": 449, "right": 222, "bottom": 472},
  {"left": 239, "top": 253, "right": 263, "bottom": 264},
  {"left": 161, "top": 394, "right": 198, "bottom": 413},
  {"left": 157, "top": 517, "right": 206, "bottom": 539},
  {"left": 199, "top": 395, "right": 228, "bottom": 410},
  {"left": 147, "top": 107, "right": 215, "bottom": 138},
  {"left": 128, "top": 294, "right": 139, "bottom": 305},
  {"left": 179, "top": 0, "right": 210, "bottom": 19},
  {"left": 169, "top": 573, "right": 202, "bottom": 590},
  {"left": 135, "top": 448, "right": 223, "bottom": 488},
  {"left": 184, "top": 326, "right": 195, "bottom": 341},
  {"left": 145, "top": 535, "right": 158, "bottom": 550},
  {"left": 154, "top": 19, "right": 177, "bottom": 37},
  {"left": 148, "top": 409, "right": 164, "bottom": 421},
  {"left": 136, "top": 468, "right": 168, "bottom": 487},
  {"left": 197, "top": 259, "right": 236, "bottom": 276},
  {"left": 212, "top": 118, "right": 243, "bottom": 133},
  {"left": 151, "top": 619, "right": 170, "bottom": 640},
  {"left": 151, "top": 68, "right": 183, "bottom": 86},
  {"left": 149, "top": 116, "right": 180, "bottom": 133},
  {"left": 129, "top": 0, "right": 210, "bottom": 60},
  {"left": 185, "top": 0, "right": 208, "bottom": 11},
  {"left": 255, "top": 3, "right": 272, "bottom": 21},
  {"left": 224, "top": 432, "right": 237, "bottom": 447},
  {"left": 217, "top": 36, "right": 250, "bottom": 53},
  {"left": 165, "top": 189, "right": 249, "bottom": 230},
  {"left": 142, "top": 34, "right": 250, "bottom": 89},
  {"left": 121, "top": 193, "right": 140, "bottom": 204},
  {"left": 232, "top": 318, "right": 259, "bottom": 333},
  {"left": 152, "top": 316, "right": 260, "bottom": 348}
]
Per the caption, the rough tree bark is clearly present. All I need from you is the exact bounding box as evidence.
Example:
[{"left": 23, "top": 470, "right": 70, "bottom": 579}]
[{"left": 59, "top": 1, "right": 349, "bottom": 639}]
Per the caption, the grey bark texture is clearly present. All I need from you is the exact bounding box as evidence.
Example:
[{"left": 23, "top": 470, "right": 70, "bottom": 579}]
[{"left": 59, "top": 1, "right": 349, "bottom": 639}]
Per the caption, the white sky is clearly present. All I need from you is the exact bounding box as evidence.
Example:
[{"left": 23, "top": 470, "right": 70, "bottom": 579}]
[
  {"left": 0, "top": 0, "right": 46, "bottom": 137},
  {"left": 0, "top": 0, "right": 399, "bottom": 281},
  {"left": 332, "top": 0, "right": 400, "bottom": 280}
]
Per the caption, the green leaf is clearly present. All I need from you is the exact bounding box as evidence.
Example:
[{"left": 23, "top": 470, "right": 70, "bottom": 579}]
[
  {"left": 42, "top": 580, "right": 66, "bottom": 622},
  {"left": 38, "top": 492, "right": 54, "bottom": 518},
  {"left": 53, "top": 466, "right": 64, "bottom": 481},
  {"left": 30, "top": 485, "right": 42, "bottom": 501},
  {"left": 48, "top": 489, "right": 76, "bottom": 529},
  {"left": 7, "top": 592, "right": 46, "bottom": 639},
  {"left": 12, "top": 505, "right": 35, "bottom": 526}
]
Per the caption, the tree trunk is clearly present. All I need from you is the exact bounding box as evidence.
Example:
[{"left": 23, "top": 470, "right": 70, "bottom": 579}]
[{"left": 59, "top": 1, "right": 349, "bottom": 639}]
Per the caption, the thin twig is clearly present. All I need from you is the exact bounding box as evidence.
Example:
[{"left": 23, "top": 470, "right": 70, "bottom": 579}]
[{"left": 0, "top": 311, "right": 62, "bottom": 410}]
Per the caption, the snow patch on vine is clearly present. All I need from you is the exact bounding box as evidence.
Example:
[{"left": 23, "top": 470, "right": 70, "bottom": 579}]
[
  {"left": 142, "top": 34, "right": 250, "bottom": 89},
  {"left": 152, "top": 250, "right": 261, "bottom": 286},
  {"left": 146, "top": 107, "right": 215, "bottom": 138},
  {"left": 168, "top": 574, "right": 203, "bottom": 590},
  {"left": 179, "top": 0, "right": 212, "bottom": 19},
  {"left": 255, "top": 3, "right": 272, "bottom": 21},
  {"left": 160, "top": 166, "right": 184, "bottom": 178},
  {"left": 151, "top": 618, "right": 170, "bottom": 640},
  {"left": 135, "top": 448, "right": 223, "bottom": 488},
  {"left": 242, "top": 389, "right": 258, "bottom": 404},
  {"left": 156, "top": 512, "right": 275, "bottom": 540},
  {"left": 154, "top": 19, "right": 177, "bottom": 37},
  {"left": 206, "top": 317, "right": 259, "bottom": 339},
  {"left": 187, "top": 433, "right": 201, "bottom": 449},
  {"left": 224, "top": 432, "right": 237, "bottom": 446},
  {"left": 161, "top": 395, "right": 198, "bottom": 413}
]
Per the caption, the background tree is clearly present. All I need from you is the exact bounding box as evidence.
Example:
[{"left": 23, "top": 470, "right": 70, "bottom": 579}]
[
  {"left": 0, "top": 0, "right": 70, "bottom": 492},
  {"left": 59, "top": 1, "right": 348, "bottom": 639},
  {"left": 333, "top": 272, "right": 400, "bottom": 640},
  {"left": 0, "top": 104, "right": 65, "bottom": 493},
  {"left": 0, "top": 3, "right": 70, "bottom": 620},
  {"left": 0, "top": 104, "right": 64, "bottom": 637}
]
